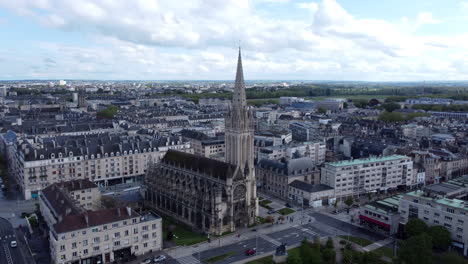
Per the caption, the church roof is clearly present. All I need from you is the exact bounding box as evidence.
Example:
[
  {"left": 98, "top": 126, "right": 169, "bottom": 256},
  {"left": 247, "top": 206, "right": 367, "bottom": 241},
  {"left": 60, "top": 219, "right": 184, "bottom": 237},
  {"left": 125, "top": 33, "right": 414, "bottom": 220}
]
[{"left": 162, "top": 149, "right": 236, "bottom": 180}]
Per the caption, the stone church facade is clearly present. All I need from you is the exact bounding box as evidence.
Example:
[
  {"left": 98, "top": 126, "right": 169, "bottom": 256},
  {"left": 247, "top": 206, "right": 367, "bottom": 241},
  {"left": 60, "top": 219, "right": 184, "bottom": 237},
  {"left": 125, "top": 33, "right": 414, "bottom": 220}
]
[{"left": 145, "top": 49, "right": 258, "bottom": 235}]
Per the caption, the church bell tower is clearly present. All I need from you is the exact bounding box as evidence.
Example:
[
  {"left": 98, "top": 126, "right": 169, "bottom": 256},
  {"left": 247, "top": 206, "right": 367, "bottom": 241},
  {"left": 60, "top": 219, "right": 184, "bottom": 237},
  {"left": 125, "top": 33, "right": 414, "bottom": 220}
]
[{"left": 225, "top": 48, "right": 258, "bottom": 225}]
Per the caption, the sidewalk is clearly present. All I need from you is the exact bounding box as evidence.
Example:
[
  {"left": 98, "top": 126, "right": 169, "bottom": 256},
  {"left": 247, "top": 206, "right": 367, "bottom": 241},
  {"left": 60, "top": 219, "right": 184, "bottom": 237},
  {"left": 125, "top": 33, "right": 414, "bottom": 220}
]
[
  {"left": 166, "top": 216, "right": 308, "bottom": 260},
  {"left": 362, "top": 238, "right": 393, "bottom": 252}
]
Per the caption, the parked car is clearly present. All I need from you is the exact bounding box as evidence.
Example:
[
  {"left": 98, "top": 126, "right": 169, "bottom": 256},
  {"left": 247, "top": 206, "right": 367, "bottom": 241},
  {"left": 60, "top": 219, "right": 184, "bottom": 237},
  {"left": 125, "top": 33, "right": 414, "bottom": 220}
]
[
  {"left": 10, "top": 240, "right": 17, "bottom": 248},
  {"left": 267, "top": 209, "right": 276, "bottom": 214},
  {"left": 245, "top": 248, "right": 256, "bottom": 256},
  {"left": 285, "top": 203, "right": 292, "bottom": 208},
  {"left": 140, "top": 258, "right": 152, "bottom": 264},
  {"left": 154, "top": 255, "right": 167, "bottom": 262}
]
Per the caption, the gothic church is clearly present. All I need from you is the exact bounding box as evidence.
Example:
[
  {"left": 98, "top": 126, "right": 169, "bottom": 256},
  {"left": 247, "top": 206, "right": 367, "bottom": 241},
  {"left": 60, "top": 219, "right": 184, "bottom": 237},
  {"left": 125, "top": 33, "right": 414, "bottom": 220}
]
[{"left": 145, "top": 49, "right": 258, "bottom": 235}]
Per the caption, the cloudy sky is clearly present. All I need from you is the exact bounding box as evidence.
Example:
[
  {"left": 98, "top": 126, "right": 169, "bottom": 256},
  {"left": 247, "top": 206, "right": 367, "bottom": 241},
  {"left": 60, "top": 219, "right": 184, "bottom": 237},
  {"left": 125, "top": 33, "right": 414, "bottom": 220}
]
[{"left": 1, "top": 0, "right": 468, "bottom": 81}]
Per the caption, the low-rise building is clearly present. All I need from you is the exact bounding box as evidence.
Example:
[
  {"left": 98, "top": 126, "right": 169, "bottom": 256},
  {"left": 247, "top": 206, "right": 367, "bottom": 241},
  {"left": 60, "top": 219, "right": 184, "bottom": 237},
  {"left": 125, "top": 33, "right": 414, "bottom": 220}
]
[
  {"left": 288, "top": 180, "right": 335, "bottom": 207},
  {"left": 359, "top": 195, "right": 401, "bottom": 235}
]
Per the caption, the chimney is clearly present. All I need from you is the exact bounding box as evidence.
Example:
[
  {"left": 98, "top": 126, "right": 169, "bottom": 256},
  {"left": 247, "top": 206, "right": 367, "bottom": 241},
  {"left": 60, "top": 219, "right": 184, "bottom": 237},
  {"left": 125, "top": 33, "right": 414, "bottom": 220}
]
[
  {"left": 126, "top": 207, "right": 131, "bottom": 216},
  {"left": 66, "top": 207, "right": 71, "bottom": 215},
  {"left": 84, "top": 213, "right": 89, "bottom": 226},
  {"left": 79, "top": 180, "right": 82, "bottom": 189},
  {"left": 117, "top": 208, "right": 121, "bottom": 217}
]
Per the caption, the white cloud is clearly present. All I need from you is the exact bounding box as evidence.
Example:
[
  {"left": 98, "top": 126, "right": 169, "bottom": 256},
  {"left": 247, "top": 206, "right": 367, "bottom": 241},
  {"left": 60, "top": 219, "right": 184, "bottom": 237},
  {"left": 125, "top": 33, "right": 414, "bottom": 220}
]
[
  {"left": 0, "top": 0, "right": 467, "bottom": 80},
  {"left": 297, "top": 2, "right": 319, "bottom": 12}
]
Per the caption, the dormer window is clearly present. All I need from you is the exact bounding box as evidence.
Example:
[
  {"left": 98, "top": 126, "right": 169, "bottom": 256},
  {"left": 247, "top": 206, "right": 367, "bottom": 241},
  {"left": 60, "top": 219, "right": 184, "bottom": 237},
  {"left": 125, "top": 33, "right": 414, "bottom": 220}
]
[
  {"left": 111, "top": 153, "right": 114, "bottom": 157},
  {"left": 97, "top": 154, "right": 101, "bottom": 158},
  {"left": 69, "top": 152, "right": 73, "bottom": 157},
  {"left": 124, "top": 151, "right": 127, "bottom": 155},
  {"left": 105, "top": 153, "right": 108, "bottom": 158},
  {"left": 91, "top": 155, "right": 95, "bottom": 159},
  {"left": 85, "top": 155, "right": 88, "bottom": 160},
  {"left": 58, "top": 153, "right": 62, "bottom": 158},
  {"left": 39, "top": 155, "right": 44, "bottom": 159},
  {"left": 51, "top": 154, "right": 55, "bottom": 158}
]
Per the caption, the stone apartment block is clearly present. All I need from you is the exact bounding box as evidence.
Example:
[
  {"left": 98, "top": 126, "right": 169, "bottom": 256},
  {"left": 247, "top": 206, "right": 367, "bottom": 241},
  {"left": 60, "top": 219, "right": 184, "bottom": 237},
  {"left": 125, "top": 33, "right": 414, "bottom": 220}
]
[
  {"left": 257, "top": 157, "right": 318, "bottom": 199},
  {"left": 321, "top": 155, "right": 413, "bottom": 198},
  {"left": 40, "top": 179, "right": 162, "bottom": 264},
  {"left": 15, "top": 134, "right": 191, "bottom": 199}
]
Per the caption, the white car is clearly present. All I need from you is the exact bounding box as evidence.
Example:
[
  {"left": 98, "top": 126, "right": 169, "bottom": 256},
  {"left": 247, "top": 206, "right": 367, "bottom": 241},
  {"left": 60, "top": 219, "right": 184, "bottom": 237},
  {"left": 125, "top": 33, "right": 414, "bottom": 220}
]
[
  {"left": 10, "top": 241, "right": 17, "bottom": 248},
  {"left": 154, "top": 255, "right": 167, "bottom": 262}
]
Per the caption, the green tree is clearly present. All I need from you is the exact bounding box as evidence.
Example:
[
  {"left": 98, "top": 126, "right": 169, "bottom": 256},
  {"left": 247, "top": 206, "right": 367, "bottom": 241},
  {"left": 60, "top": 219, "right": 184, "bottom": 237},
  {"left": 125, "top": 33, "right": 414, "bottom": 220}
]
[
  {"left": 436, "top": 252, "right": 468, "bottom": 264},
  {"left": 382, "top": 102, "right": 401, "bottom": 112},
  {"left": 344, "top": 196, "right": 354, "bottom": 208},
  {"left": 406, "top": 218, "right": 428, "bottom": 237},
  {"left": 398, "top": 233, "right": 433, "bottom": 264},
  {"left": 427, "top": 225, "right": 452, "bottom": 251},
  {"left": 286, "top": 253, "right": 302, "bottom": 264},
  {"left": 97, "top": 105, "right": 119, "bottom": 119},
  {"left": 300, "top": 239, "right": 322, "bottom": 264},
  {"left": 343, "top": 102, "right": 348, "bottom": 109},
  {"left": 325, "top": 237, "right": 334, "bottom": 249},
  {"left": 317, "top": 107, "right": 327, "bottom": 114},
  {"left": 321, "top": 248, "right": 336, "bottom": 264},
  {"left": 332, "top": 199, "right": 339, "bottom": 213}
]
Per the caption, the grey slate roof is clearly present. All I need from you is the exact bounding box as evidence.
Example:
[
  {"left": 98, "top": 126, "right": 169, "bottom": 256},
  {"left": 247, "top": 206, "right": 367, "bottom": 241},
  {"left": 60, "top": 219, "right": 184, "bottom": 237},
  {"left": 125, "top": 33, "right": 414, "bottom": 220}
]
[{"left": 289, "top": 180, "right": 334, "bottom": 193}]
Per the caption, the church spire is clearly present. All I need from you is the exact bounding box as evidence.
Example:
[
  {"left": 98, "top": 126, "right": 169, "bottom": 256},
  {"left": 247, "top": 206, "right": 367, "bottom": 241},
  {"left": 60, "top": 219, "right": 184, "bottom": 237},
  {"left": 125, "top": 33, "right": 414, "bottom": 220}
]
[{"left": 233, "top": 47, "right": 247, "bottom": 110}]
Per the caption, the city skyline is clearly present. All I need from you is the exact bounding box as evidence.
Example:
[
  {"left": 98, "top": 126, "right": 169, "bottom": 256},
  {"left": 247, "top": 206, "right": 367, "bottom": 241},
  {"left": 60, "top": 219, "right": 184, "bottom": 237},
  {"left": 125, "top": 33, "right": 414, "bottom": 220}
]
[{"left": 1, "top": 0, "right": 468, "bottom": 81}]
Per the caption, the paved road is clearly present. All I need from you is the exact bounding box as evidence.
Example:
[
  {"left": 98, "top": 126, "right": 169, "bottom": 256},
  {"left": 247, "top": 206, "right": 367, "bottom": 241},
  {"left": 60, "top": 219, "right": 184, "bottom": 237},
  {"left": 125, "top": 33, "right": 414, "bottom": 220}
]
[
  {"left": 168, "top": 222, "right": 332, "bottom": 264},
  {"left": 310, "top": 211, "right": 386, "bottom": 242},
  {"left": 0, "top": 217, "right": 27, "bottom": 264}
]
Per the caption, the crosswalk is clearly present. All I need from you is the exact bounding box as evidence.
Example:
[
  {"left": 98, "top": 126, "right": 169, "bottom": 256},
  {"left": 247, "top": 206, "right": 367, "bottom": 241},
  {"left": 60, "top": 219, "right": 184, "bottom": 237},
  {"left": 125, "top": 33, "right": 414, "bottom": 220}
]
[
  {"left": 300, "top": 227, "right": 317, "bottom": 237},
  {"left": 260, "top": 234, "right": 282, "bottom": 246},
  {"left": 0, "top": 234, "right": 15, "bottom": 241},
  {"left": 3, "top": 243, "right": 14, "bottom": 264},
  {"left": 176, "top": 255, "right": 200, "bottom": 264}
]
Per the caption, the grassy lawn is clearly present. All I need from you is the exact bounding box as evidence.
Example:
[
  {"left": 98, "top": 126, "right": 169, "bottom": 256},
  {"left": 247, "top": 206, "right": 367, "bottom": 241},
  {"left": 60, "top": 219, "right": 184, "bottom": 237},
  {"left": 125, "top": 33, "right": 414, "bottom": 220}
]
[
  {"left": 373, "top": 246, "right": 394, "bottom": 259},
  {"left": 277, "top": 208, "right": 295, "bottom": 215},
  {"left": 339, "top": 235, "right": 373, "bottom": 247},
  {"left": 163, "top": 218, "right": 207, "bottom": 246},
  {"left": 259, "top": 200, "right": 273, "bottom": 209},
  {"left": 248, "top": 216, "right": 267, "bottom": 228},
  {"left": 204, "top": 251, "right": 236, "bottom": 264}
]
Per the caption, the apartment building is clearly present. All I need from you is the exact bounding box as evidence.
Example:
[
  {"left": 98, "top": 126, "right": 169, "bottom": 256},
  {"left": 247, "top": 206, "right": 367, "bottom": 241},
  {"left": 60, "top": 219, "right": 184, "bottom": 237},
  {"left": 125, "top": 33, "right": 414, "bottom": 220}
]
[
  {"left": 180, "top": 129, "right": 225, "bottom": 158},
  {"left": 40, "top": 179, "right": 162, "bottom": 264},
  {"left": 290, "top": 122, "right": 319, "bottom": 142},
  {"left": 399, "top": 177, "right": 468, "bottom": 255},
  {"left": 50, "top": 208, "right": 161, "bottom": 264},
  {"left": 257, "top": 141, "right": 326, "bottom": 165},
  {"left": 40, "top": 179, "right": 101, "bottom": 229},
  {"left": 257, "top": 157, "right": 318, "bottom": 199},
  {"left": 321, "top": 155, "right": 413, "bottom": 198},
  {"left": 15, "top": 134, "right": 191, "bottom": 199}
]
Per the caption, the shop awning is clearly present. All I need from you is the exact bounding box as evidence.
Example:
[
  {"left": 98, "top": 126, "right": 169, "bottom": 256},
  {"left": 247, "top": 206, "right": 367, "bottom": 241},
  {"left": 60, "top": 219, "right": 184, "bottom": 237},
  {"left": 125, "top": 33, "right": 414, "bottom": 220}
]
[{"left": 359, "top": 214, "right": 390, "bottom": 230}]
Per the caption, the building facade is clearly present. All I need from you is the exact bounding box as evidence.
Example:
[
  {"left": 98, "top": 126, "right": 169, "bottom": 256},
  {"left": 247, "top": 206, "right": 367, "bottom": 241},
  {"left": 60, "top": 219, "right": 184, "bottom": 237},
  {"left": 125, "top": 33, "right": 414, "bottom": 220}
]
[
  {"left": 39, "top": 179, "right": 162, "bottom": 264},
  {"left": 321, "top": 155, "right": 413, "bottom": 198},
  {"left": 14, "top": 134, "right": 191, "bottom": 199}
]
